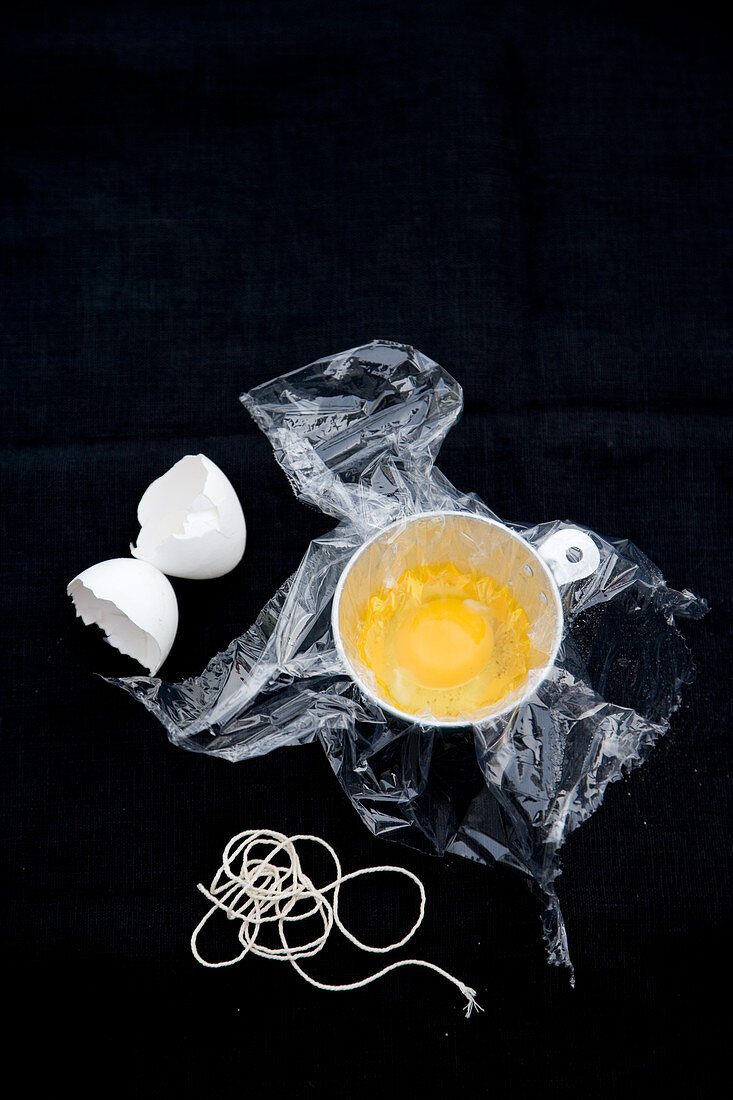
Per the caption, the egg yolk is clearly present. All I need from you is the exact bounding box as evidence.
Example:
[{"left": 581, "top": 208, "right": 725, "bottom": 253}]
[
  {"left": 393, "top": 598, "right": 494, "bottom": 688},
  {"left": 354, "top": 562, "right": 533, "bottom": 719}
]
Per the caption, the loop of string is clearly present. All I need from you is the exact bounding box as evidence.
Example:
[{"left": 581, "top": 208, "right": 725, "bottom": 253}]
[{"left": 191, "top": 828, "right": 483, "bottom": 1018}]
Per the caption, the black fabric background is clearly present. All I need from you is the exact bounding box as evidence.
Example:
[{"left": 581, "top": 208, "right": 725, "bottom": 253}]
[{"left": 1, "top": 2, "right": 730, "bottom": 1094}]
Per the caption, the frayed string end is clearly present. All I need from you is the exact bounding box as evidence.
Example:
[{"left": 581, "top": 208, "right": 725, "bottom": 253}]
[{"left": 460, "top": 985, "right": 484, "bottom": 1018}]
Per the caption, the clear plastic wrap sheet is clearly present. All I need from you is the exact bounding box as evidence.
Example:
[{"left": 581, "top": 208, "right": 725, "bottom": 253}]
[{"left": 113, "top": 340, "right": 708, "bottom": 977}]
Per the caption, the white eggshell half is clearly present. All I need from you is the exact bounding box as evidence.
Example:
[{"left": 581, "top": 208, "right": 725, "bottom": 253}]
[
  {"left": 130, "top": 454, "right": 246, "bottom": 580},
  {"left": 67, "top": 558, "right": 178, "bottom": 675}
]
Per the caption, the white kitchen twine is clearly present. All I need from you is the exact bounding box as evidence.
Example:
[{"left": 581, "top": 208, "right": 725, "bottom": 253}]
[{"left": 191, "top": 828, "right": 483, "bottom": 1018}]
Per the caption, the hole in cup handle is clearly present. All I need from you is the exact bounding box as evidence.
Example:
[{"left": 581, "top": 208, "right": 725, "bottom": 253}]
[{"left": 537, "top": 528, "right": 601, "bottom": 586}]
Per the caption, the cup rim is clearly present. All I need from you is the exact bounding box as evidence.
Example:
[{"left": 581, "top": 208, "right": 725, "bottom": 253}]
[{"left": 331, "top": 509, "right": 564, "bottom": 728}]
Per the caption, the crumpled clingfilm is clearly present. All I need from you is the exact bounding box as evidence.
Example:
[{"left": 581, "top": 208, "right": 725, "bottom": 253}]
[{"left": 113, "top": 340, "right": 707, "bottom": 977}]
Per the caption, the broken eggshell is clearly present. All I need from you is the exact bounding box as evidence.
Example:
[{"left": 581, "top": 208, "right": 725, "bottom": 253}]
[
  {"left": 130, "top": 454, "right": 246, "bottom": 580},
  {"left": 67, "top": 557, "right": 178, "bottom": 675}
]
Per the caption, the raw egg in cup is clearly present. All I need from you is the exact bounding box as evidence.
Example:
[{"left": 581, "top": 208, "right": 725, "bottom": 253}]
[{"left": 332, "top": 511, "right": 599, "bottom": 728}]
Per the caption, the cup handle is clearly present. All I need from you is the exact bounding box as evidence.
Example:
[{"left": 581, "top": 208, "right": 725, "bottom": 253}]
[{"left": 537, "top": 527, "right": 601, "bottom": 586}]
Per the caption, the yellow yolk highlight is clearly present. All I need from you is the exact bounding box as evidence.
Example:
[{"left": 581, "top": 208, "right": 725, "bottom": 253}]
[
  {"left": 393, "top": 598, "right": 494, "bottom": 688},
  {"left": 354, "top": 562, "right": 533, "bottom": 719}
]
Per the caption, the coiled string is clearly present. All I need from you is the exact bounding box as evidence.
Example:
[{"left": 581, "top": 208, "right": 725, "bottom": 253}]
[{"left": 191, "top": 828, "right": 483, "bottom": 1018}]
